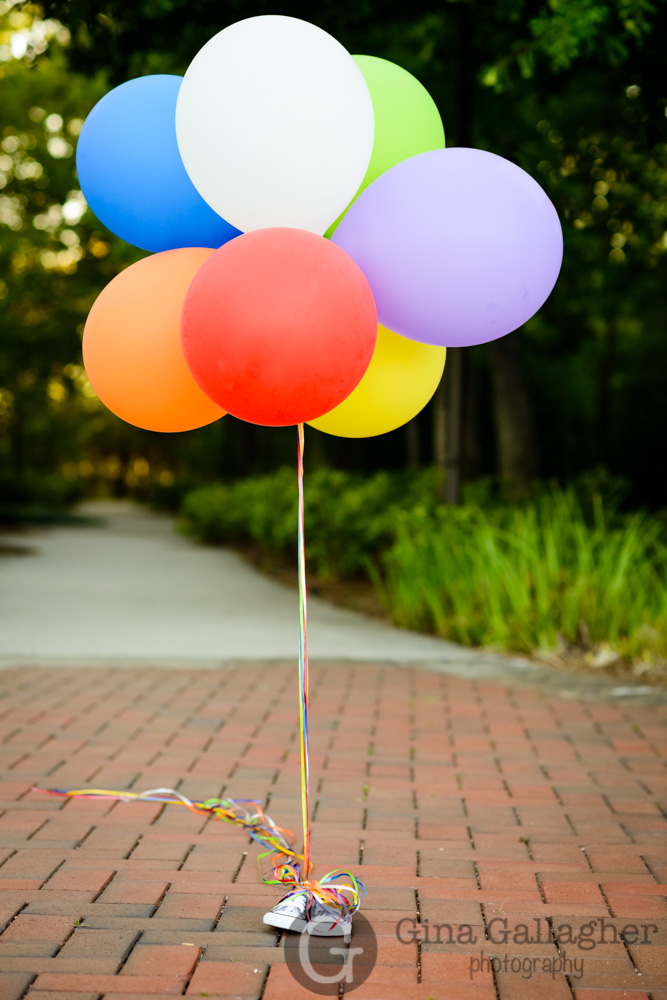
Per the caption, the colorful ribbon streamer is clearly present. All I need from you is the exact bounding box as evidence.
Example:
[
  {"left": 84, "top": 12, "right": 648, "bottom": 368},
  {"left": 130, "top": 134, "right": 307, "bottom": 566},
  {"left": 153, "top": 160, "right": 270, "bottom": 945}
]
[
  {"left": 35, "top": 785, "right": 364, "bottom": 924},
  {"left": 34, "top": 786, "right": 299, "bottom": 862},
  {"left": 297, "top": 422, "right": 310, "bottom": 878},
  {"left": 33, "top": 426, "right": 364, "bottom": 928}
]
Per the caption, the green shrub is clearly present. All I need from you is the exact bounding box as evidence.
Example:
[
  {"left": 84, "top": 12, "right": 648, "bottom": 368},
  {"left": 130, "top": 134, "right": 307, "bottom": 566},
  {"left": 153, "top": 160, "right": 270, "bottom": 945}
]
[
  {"left": 144, "top": 475, "right": 207, "bottom": 512},
  {"left": 0, "top": 470, "right": 87, "bottom": 525},
  {"left": 0, "top": 470, "right": 84, "bottom": 507},
  {"left": 378, "top": 490, "right": 667, "bottom": 662},
  {"left": 180, "top": 467, "right": 439, "bottom": 577}
]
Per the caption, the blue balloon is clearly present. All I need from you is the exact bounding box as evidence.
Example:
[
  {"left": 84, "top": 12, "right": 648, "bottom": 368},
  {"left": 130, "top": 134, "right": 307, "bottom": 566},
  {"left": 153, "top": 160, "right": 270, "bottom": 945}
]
[{"left": 76, "top": 75, "right": 241, "bottom": 253}]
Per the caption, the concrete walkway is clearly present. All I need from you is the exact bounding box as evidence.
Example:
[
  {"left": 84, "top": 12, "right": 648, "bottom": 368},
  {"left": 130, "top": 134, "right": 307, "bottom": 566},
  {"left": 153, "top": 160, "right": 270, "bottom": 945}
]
[{"left": 0, "top": 500, "right": 512, "bottom": 669}]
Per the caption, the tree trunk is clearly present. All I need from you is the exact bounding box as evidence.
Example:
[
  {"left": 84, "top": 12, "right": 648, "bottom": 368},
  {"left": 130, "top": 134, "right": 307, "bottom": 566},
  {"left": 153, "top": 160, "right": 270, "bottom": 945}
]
[
  {"left": 489, "top": 335, "right": 538, "bottom": 491},
  {"left": 405, "top": 417, "right": 420, "bottom": 468},
  {"left": 9, "top": 408, "right": 25, "bottom": 477},
  {"left": 444, "top": 347, "right": 463, "bottom": 504},
  {"left": 596, "top": 320, "right": 616, "bottom": 461},
  {"left": 307, "top": 423, "right": 327, "bottom": 467},
  {"left": 436, "top": 0, "right": 474, "bottom": 505},
  {"left": 432, "top": 349, "right": 465, "bottom": 502},
  {"left": 432, "top": 377, "right": 447, "bottom": 499},
  {"left": 461, "top": 350, "right": 480, "bottom": 481}
]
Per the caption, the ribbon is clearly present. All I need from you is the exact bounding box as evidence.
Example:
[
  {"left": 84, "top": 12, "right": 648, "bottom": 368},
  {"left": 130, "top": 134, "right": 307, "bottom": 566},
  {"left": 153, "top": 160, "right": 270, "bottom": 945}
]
[{"left": 297, "top": 423, "right": 310, "bottom": 876}]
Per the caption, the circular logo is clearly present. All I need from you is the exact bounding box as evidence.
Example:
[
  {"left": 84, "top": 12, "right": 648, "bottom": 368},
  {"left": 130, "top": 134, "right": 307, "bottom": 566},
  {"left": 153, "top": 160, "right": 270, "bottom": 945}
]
[{"left": 283, "top": 911, "right": 378, "bottom": 995}]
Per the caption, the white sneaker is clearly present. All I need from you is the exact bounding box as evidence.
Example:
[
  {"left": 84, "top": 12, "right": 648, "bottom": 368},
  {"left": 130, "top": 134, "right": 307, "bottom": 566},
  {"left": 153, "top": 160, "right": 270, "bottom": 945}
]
[{"left": 263, "top": 891, "right": 352, "bottom": 937}]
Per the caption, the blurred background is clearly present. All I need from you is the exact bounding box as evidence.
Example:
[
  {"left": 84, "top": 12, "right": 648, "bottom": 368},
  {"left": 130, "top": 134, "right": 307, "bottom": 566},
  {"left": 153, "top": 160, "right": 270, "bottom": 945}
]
[{"left": 1, "top": 0, "right": 665, "bottom": 676}]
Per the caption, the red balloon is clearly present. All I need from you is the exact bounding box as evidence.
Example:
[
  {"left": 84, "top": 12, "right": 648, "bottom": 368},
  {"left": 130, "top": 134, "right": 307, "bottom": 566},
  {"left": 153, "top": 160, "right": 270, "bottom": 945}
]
[{"left": 181, "top": 228, "right": 377, "bottom": 426}]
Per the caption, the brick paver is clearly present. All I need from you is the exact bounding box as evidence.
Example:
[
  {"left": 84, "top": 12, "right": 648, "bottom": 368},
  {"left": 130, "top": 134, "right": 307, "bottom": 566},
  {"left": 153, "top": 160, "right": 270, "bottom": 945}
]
[{"left": 0, "top": 664, "right": 665, "bottom": 999}]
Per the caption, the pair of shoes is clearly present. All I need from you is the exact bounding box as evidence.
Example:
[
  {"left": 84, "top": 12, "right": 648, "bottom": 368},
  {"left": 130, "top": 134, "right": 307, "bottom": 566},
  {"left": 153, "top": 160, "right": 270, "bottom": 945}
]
[{"left": 263, "top": 890, "right": 352, "bottom": 937}]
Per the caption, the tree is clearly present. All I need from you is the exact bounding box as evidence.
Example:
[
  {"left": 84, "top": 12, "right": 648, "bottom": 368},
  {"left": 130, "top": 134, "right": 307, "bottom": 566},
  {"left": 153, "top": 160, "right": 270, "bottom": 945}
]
[
  {"left": 0, "top": 4, "right": 150, "bottom": 499},
  {"left": 2, "top": 0, "right": 665, "bottom": 504}
]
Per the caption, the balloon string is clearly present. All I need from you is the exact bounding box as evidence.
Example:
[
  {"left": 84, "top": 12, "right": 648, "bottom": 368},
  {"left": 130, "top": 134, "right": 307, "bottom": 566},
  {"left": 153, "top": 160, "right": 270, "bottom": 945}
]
[{"left": 297, "top": 423, "right": 310, "bottom": 877}]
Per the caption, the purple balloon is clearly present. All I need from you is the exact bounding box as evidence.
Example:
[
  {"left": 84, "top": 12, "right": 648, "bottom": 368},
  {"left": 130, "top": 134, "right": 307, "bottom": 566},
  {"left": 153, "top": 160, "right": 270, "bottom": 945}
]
[{"left": 332, "top": 147, "right": 563, "bottom": 348}]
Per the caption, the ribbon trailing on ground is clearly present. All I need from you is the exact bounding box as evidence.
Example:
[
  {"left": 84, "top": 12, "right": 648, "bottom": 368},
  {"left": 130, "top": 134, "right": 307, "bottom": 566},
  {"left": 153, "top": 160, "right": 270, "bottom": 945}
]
[
  {"left": 36, "top": 785, "right": 363, "bottom": 923},
  {"left": 34, "top": 425, "right": 364, "bottom": 927},
  {"left": 35, "top": 786, "right": 298, "bottom": 860}
]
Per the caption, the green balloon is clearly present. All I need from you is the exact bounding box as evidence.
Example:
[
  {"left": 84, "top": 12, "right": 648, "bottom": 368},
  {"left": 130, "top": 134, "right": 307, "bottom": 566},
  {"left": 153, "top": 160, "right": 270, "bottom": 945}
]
[{"left": 326, "top": 55, "right": 445, "bottom": 237}]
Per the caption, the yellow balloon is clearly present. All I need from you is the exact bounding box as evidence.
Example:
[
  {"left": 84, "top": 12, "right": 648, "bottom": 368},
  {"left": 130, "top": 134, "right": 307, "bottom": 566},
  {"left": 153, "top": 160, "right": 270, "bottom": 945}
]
[{"left": 308, "top": 325, "right": 446, "bottom": 438}]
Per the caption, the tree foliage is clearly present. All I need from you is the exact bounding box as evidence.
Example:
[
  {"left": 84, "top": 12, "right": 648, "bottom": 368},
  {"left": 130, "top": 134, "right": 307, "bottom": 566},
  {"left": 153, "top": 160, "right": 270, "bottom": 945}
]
[
  {"left": 0, "top": 4, "right": 147, "bottom": 498},
  {"left": 1, "top": 0, "right": 665, "bottom": 503}
]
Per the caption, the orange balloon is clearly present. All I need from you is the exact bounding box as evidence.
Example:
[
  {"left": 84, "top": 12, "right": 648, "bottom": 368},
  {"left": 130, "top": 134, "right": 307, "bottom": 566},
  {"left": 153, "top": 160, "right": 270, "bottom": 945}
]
[{"left": 82, "top": 248, "right": 226, "bottom": 432}]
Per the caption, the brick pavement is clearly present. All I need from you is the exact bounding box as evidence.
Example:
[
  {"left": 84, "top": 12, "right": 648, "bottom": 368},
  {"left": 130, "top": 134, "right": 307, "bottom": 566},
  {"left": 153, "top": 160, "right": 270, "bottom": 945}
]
[{"left": 0, "top": 663, "right": 665, "bottom": 1000}]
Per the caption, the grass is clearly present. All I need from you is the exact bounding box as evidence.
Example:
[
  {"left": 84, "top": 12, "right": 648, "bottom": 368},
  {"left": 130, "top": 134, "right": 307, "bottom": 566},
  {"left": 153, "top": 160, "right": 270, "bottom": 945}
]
[{"left": 374, "top": 489, "right": 667, "bottom": 664}]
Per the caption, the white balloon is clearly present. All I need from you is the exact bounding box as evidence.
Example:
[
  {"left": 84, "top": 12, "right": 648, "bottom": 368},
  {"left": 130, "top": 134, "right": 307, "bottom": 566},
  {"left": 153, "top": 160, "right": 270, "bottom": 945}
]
[{"left": 175, "top": 15, "right": 374, "bottom": 235}]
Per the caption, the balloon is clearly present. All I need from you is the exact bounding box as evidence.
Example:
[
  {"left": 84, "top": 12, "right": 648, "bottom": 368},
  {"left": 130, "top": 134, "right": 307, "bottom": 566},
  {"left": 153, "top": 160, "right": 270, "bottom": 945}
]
[
  {"left": 332, "top": 147, "right": 563, "bottom": 348},
  {"left": 309, "top": 325, "right": 446, "bottom": 438},
  {"left": 181, "top": 229, "right": 377, "bottom": 427},
  {"left": 326, "top": 55, "right": 445, "bottom": 237},
  {"left": 175, "top": 15, "right": 374, "bottom": 235},
  {"left": 76, "top": 75, "right": 240, "bottom": 253},
  {"left": 83, "top": 248, "right": 225, "bottom": 432}
]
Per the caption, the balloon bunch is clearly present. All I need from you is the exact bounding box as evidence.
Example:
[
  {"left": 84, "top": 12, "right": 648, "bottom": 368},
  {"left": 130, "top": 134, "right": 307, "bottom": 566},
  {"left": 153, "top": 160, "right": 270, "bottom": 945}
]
[
  {"left": 77, "top": 14, "right": 562, "bottom": 439},
  {"left": 71, "top": 14, "right": 563, "bottom": 928}
]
